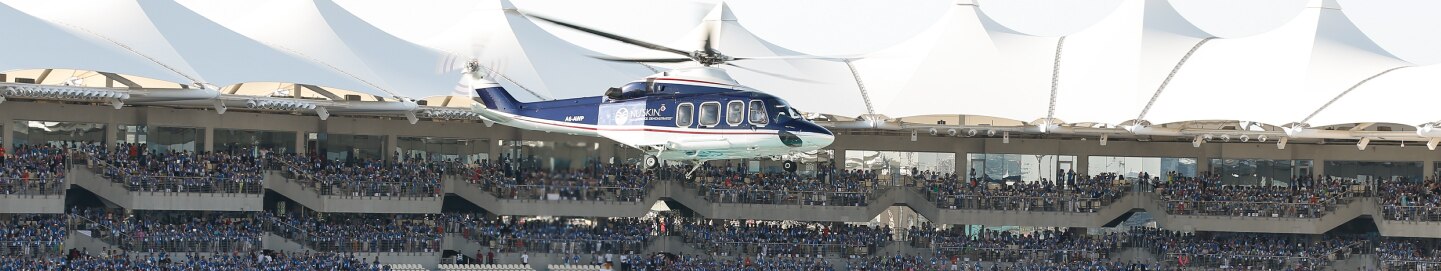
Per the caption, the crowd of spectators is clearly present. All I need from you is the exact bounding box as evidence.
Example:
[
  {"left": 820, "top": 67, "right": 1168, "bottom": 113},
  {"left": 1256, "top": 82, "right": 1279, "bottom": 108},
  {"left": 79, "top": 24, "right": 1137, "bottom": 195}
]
[
  {"left": 274, "top": 153, "right": 446, "bottom": 197},
  {"left": 922, "top": 172, "right": 1129, "bottom": 212},
  {"left": 905, "top": 226, "right": 1124, "bottom": 264},
  {"left": 0, "top": 214, "right": 66, "bottom": 257},
  {"left": 1377, "top": 238, "right": 1441, "bottom": 270},
  {"left": 843, "top": 254, "right": 1144, "bottom": 271},
  {"left": 0, "top": 144, "right": 70, "bottom": 195},
  {"left": 667, "top": 217, "right": 893, "bottom": 257},
  {"left": 689, "top": 163, "right": 878, "bottom": 206},
  {"left": 1128, "top": 227, "right": 1364, "bottom": 270},
  {"left": 0, "top": 249, "right": 392, "bottom": 270},
  {"left": 71, "top": 207, "right": 262, "bottom": 253},
  {"left": 1155, "top": 172, "right": 1358, "bottom": 218},
  {"left": 468, "top": 159, "right": 653, "bottom": 202},
  {"left": 1380, "top": 178, "right": 1441, "bottom": 222},
  {"left": 650, "top": 254, "right": 835, "bottom": 271},
  {"left": 91, "top": 143, "right": 264, "bottom": 194},
  {"left": 263, "top": 212, "right": 442, "bottom": 253},
  {"left": 452, "top": 216, "right": 655, "bottom": 255}
]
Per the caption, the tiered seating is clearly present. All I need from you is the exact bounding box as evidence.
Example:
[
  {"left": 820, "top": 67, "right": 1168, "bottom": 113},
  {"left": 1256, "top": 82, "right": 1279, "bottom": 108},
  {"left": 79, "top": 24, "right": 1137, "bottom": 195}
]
[
  {"left": 437, "top": 263, "right": 535, "bottom": 271},
  {"left": 547, "top": 264, "right": 601, "bottom": 271},
  {"left": 385, "top": 263, "right": 429, "bottom": 270}
]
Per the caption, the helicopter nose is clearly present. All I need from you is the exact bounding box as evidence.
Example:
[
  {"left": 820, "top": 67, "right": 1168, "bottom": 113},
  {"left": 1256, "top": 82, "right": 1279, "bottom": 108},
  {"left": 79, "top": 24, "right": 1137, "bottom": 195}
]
[{"left": 781, "top": 122, "right": 835, "bottom": 149}]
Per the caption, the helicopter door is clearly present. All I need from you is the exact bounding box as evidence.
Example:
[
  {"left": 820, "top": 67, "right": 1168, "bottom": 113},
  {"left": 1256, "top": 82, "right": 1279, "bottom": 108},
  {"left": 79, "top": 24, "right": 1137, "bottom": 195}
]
[
  {"left": 675, "top": 103, "right": 694, "bottom": 128},
  {"left": 698, "top": 102, "right": 720, "bottom": 128},
  {"left": 725, "top": 100, "right": 745, "bottom": 127}
]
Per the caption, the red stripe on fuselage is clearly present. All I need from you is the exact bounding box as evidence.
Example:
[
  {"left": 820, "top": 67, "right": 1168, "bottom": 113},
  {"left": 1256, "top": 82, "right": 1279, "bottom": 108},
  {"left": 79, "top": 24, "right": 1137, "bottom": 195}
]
[{"left": 514, "top": 115, "right": 775, "bottom": 135}]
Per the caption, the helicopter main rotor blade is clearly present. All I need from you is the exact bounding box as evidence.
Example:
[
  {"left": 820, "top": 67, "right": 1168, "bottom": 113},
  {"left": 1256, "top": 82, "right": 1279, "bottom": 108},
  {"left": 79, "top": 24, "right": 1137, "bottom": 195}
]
[
  {"left": 723, "top": 63, "right": 824, "bottom": 84},
  {"left": 592, "top": 56, "right": 695, "bottom": 63},
  {"left": 524, "top": 12, "right": 694, "bottom": 58},
  {"left": 731, "top": 55, "right": 843, "bottom": 62}
]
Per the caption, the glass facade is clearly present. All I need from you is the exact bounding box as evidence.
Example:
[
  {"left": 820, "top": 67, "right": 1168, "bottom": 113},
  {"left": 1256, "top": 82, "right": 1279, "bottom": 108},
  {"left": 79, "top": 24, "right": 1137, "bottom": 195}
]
[
  {"left": 214, "top": 129, "right": 296, "bottom": 154},
  {"left": 1089, "top": 156, "right": 1197, "bottom": 180},
  {"left": 397, "top": 136, "right": 489, "bottom": 163},
  {"left": 1324, "top": 160, "right": 1422, "bottom": 182},
  {"left": 1208, "top": 159, "right": 1313, "bottom": 186},
  {"left": 967, "top": 154, "right": 1077, "bottom": 183},
  {"left": 116, "top": 125, "right": 204, "bottom": 152},
  {"left": 500, "top": 140, "right": 601, "bottom": 170},
  {"left": 845, "top": 150, "right": 955, "bottom": 186},
  {"left": 10, "top": 120, "right": 106, "bottom": 146},
  {"left": 308, "top": 133, "right": 385, "bottom": 162}
]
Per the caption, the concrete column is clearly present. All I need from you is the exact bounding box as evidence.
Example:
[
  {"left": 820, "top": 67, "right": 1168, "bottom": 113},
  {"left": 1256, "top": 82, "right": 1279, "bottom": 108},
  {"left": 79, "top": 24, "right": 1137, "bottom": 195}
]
[
  {"left": 1314, "top": 159, "right": 1327, "bottom": 178},
  {"left": 1424, "top": 160, "right": 1436, "bottom": 180},
  {"left": 385, "top": 134, "right": 398, "bottom": 161},
  {"left": 1075, "top": 155, "right": 1089, "bottom": 176},
  {"left": 203, "top": 127, "right": 214, "bottom": 152},
  {"left": 104, "top": 119, "right": 119, "bottom": 148},
  {"left": 0, "top": 115, "right": 11, "bottom": 147},
  {"left": 294, "top": 131, "right": 306, "bottom": 155}
]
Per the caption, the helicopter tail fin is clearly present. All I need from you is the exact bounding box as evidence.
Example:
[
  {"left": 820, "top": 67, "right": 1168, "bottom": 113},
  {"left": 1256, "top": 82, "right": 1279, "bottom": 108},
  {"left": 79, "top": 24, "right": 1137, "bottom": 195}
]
[{"left": 473, "top": 86, "right": 523, "bottom": 114}]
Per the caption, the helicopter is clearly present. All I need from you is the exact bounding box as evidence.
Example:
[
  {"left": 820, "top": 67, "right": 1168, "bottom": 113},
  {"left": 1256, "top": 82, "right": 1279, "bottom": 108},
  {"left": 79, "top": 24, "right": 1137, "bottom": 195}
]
[{"left": 466, "top": 10, "right": 835, "bottom": 178}]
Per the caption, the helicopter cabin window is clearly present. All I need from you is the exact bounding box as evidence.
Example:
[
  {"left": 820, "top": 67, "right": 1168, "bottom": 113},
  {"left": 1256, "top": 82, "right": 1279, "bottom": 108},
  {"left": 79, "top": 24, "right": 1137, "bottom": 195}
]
[
  {"left": 748, "top": 100, "right": 768, "bottom": 125},
  {"left": 699, "top": 102, "right": 720, "bottom": 127},
  {"left": 726, "top": 101, "right": 745, "bottom": 126},
  {"left": 675, "top": 103, "right": 694, "bottom": 127}
]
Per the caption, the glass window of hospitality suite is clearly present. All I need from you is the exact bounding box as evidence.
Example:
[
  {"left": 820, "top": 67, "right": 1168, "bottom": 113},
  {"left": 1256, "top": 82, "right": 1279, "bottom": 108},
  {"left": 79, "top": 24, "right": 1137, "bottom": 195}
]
[
  {"left": 11, "top": 120, "right": 106, "bottom": 146},
  {"left": 1324, "top": 160, "right": 1422, "bottom": 183},
  {"left": 845, "top": 150, "right": 955, "bottom": 186},
  {"left": 1207, "top": 159, "right": 1313, "bottom": 186},
  {"left": 214, "top": 129, "right": 296, "bottom": 154},
  {"left": 1089, "top": 156, "right": 1197, "bottom": 181},
  {"left": 307, "top": 133, "right": 385, "bottom": 163},
  {"left": 397, "top": 136, "right": 489, "bottom": 163},
  {"left": 967, "top": 153, "right": 1078, "bottom": 184},
  {"left": 116, "top": 125, "right": 204, "bottom": 153}
]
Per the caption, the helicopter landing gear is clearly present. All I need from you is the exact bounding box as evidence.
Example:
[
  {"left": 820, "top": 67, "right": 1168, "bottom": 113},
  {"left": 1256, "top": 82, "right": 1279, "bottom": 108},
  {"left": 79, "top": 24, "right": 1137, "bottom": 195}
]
[
  {"left": 643, "top": 155, "right": 660, "bottom": 171},
  {"left": 685, "top": 160, "right": 707, "bottom": 180},
  {"left": 782, "top": 160, "right": 798, "bottom": 173}
]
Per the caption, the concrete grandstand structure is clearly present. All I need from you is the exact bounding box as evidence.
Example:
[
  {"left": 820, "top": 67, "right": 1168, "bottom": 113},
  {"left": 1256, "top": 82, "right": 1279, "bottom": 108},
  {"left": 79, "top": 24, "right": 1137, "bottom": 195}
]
[{"left": 0, "top": 0, "right": 1439, "bottom": 270}]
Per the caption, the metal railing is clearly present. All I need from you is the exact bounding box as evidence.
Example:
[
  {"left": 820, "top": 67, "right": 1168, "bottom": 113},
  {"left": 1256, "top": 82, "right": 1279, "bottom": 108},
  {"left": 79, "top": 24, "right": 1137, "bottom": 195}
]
[
  {"left": 473, "top": 182, "right": 650, "bottom": 202},
  {"left": 1161, "top": 253, "right": 1336, "bottom": 270},
  {"left": 1382, "top": 259, "right": 1441, "bottom": 271},
  {"left": 106, "top": 175, "right": 262, "bottom": 194},
  {"left": 462, "top": 236, "right": 650, "bottom": 255},
  {"left": 929, "top": 193, "right": 1122, "bottom": 213},
  {"left": 264, "top": 218, "right": 441, "bottom": 253},
  {"left": 683, "top": 241, "right": 878, "bottom": 257},
  {"left": 273, "top": 158, "right": 441, "bottom": 198},
  {"left": 931, "top": 247, "right": 1115, "bottom": 264},
  {"left": 69, "top": 214, "right": 260, "bottom": 253},
  {"left": 0, "top": 178, "right": 66, "bottom": 196},
  {"left": 1163, "top": 200, "right": 1336, "bottom": 218},
  {"left": 689, "top": 183, "right": 878, "bottom": 206},
  {"left": 1382, "top": 205, "right": 1441, "bottom": 222}
]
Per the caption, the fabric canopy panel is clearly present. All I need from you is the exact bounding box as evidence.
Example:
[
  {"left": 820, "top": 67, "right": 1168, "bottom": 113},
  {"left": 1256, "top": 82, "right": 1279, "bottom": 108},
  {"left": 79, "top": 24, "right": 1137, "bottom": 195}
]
[
  {"left": 652, "top": 3, "right": 868, "bottom": 117},
  {"left": 855, "top": 0, "right": 1125, "bottom": 122},
  {"left": 1138, "top": 0, "right": 1323, "bottom": 126},
  {"left": 425, "top": 0, "right": 654, "bottom": 102},
  {"left": 0, "top": 2, "right": 190, "bottom": 84},
  {"left": 1049, "top": 0, "right": 1146, "bottom": 125},
  {"left": 1296, "top": 4, "right": 1418, "bottom": 127},
  {"left": 8, "top": 0, "right": 387, "bottom": 96},
  {"left": 219, "top": 0, "right": 460, "bottom": 99},
  {"left": 851, "top": 2, "right": 1012, "bottom": 120}
]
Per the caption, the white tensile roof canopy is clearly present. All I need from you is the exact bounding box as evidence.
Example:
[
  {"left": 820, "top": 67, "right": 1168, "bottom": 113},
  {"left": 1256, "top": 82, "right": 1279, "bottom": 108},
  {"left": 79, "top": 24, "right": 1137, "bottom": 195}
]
[{"left": 0, "top": 0, "right": 1438, "bottom": 132}]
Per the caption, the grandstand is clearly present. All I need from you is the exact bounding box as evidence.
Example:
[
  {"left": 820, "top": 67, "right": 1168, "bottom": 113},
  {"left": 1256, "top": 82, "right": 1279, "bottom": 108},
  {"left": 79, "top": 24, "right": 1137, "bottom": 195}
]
[{"left": 1, "top": 0, "right": 1440, "bottom": 270}]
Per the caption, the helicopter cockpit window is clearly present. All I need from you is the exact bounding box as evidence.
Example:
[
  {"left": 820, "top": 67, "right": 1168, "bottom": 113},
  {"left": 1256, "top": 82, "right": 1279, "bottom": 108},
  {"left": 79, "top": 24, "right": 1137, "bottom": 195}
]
[
  {"left": 699, "top": 102, "right": 720, "bottom": 127},
  {"left": 748, "top": 100, "right": 768, "bottom": 125},
  {"left": 726, "top": 101, "right": 744, "bottom": 126},
  {"left": 675, "top": 103, "right": 694, "bottom": 127},
  {"left": 775, "top": 105, "right": 794, "bottom": 123}
]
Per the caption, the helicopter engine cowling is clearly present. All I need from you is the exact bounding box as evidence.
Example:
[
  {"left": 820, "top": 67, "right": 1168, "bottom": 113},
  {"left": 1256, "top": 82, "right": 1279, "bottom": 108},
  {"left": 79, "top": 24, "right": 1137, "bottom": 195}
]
[{"left": 666, "top": 139, "right": 733, "bottom": 151}]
